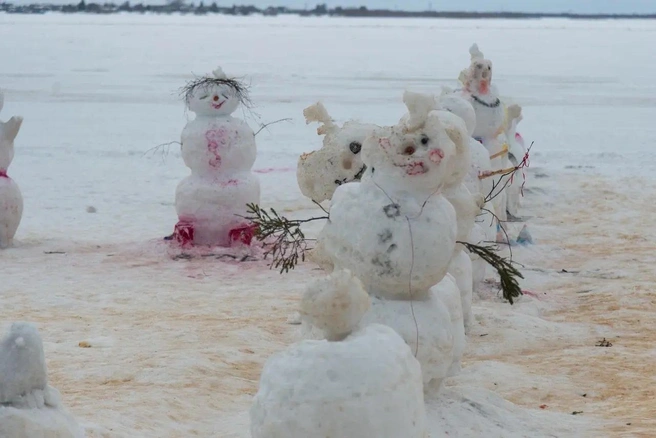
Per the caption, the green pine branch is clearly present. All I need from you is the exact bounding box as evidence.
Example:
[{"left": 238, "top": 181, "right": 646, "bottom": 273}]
[
  {"left": 458, "top": 241, "right": 524, "bottom": 304},
  {"left": 244, "top": 203, "right": 328, "bottom": 273}
]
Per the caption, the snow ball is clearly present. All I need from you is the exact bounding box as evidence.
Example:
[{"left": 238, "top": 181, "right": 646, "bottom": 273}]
[
  {"left": 300, "top": 269, "right": 370, "bottom": 341},
  {"left": 250, "top": 323, "right": 427, "bottom": 438}
]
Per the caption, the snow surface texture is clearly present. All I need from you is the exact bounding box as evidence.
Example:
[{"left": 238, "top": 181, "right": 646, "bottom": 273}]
[
  {"left": 4, "top": 13, "right": 652, "bottom": 437},
  {"left": 296, "top": 102, "right": 377, "bottom": 203},
  {"left": 0, "top": 322, "right": 83, "bottom": 438},
  {"left": 174, "top": 67, "right": 260, "bottom": 246},
  {"left": 0, "top": 89, "right": 24, "bottom": 249},
  {"left": 250, "top": 324, "right": 427, "bottom": 438}
]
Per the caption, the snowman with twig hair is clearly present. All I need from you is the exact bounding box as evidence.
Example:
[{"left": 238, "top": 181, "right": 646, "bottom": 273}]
[{"left": 170, "top": 66, "right": 260, "bottom": 248}]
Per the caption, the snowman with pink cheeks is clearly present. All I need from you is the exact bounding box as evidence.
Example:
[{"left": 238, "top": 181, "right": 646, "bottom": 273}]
[{"left": 171, "top": 67, "right": 260, "bottom": 247}]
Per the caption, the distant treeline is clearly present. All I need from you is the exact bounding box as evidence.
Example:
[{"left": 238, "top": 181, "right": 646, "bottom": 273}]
[{"left": 1, "top": 1, "right": 655, "bottom": 19}]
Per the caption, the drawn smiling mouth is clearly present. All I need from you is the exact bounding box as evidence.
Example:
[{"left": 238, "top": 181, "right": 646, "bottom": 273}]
[
  {"left": 334, "top": 164, "right": 368, "bottom": 186},
  {"left": 212, "top": 101, "right": 225, "bottom": 109}
]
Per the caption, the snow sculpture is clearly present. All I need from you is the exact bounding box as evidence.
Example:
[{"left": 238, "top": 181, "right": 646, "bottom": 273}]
[
  {"left": 0, "top": 90, "right": 23, "bottom": 249},
  {"left": 437, "top": 91, "right": 496, "bottom": 290},
  {"left": 172, "top": 67, "right": 260, "bottom": 247},
  {"left": 250, "top": 270, "right": 427, "bottom": 438},
  {"left": 0, "top": 322, "right": 83, "bottom": 438},
  {"left": 297, "top": 102, "right": 378, "bottom": 203},
  {"left": 502, "top": 103, "right": 526, "bottom": 220},
  {"left": 458, "top": 44, "right": 510, "bottom": 223},
  {"left": 315, "top": 91, "right": 468, "bottom": 390}
]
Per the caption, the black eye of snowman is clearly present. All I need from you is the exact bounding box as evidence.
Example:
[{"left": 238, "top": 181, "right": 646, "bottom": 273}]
[
  {"left": 349, "top": 141, "right": 362, "bottom": 154},
  {"left": 476, "top": 63, "right": 483, "bottom": 69},
  {"left": 420, "top": 135, "right": 429, "bottom": 145}
]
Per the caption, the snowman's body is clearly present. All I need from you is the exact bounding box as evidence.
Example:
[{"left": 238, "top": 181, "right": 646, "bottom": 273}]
[
  {"left": 500, "top": 105, "right": 526, "bottom": 219},
  {"left": 172, "top": 68, "right": 260, "bottom": 247},
  {"left": 0, "top": 92, "right": 23, "bottom": 249}
]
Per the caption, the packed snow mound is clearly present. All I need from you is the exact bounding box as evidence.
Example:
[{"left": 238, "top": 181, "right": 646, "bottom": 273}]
[
  {"left": 250, "top": 324, "right": 426, "bottom": 438},
  {"left": 300, "top": 269, "right": 370, "bottom": 341},
  {"left": 0, "top": 322, "right": 83, "bottom": 438},
  {"left": 359, "top": 286, "right": 455, "bottom": 391}
]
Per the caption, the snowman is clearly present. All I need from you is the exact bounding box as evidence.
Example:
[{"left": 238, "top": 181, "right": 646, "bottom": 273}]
[
  {"left": 250, "top": 269, "right": 427, "bottom": 438},
  {"left": 0, "top": 90, "right": 23, "bottom": 249},
  {"left": 314, "top": 91, "right": 469, "bottom": 390},
  {"left": 0, "top": 322, "right": 83, "bottom": 438},
  {"left": 501, "top": 103, "right": 527, "bottom": 220},
  {"left": 436, "top": 91, "right": 497, "bottom": 291},
  {"left": 171, "top": 67, "right": 260, "bottom": 247},
  {"left": 458, "top": 44, "right": 511, "bottom": 225},
  {"left": 297, "top": 101, "right": 378, "bottom": 204}
]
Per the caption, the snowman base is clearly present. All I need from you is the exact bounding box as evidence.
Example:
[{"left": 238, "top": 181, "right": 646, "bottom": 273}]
[{"left": 169, "top": 219, "right": 257, "bottom": 248}]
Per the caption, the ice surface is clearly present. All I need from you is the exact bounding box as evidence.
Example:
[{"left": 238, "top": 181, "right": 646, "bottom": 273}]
[{"left": 1, "top": 13, "right": 654, "bottom": 437}]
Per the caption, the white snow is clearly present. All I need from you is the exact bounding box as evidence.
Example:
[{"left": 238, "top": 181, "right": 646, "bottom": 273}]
[
  {"left": 1, "top": 13, "right": 654, "bottom": 437},
  {"left": 250, "top": 323, "right": 426, "bottom": 438},
  {"left": 0, "top": 322, "right": 83, "bottom": 438}
]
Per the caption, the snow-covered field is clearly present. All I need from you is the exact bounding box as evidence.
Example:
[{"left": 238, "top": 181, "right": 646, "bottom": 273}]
[{"left": 1, "top": 13, "right": 655, "bottom": 437}]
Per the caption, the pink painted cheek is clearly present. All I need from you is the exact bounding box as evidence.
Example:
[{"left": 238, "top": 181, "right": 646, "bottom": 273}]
[
  {"left": 429, "top": 148, "right": 445, "bottom": 164},
  {"left": 0, "top": 170, "right": 8, "bottom": 179},
  {"left": 379, "top": 138, "right": 392, "bottom": 150}
]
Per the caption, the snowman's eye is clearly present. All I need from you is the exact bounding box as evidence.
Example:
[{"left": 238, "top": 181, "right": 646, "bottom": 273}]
[
  {"left": 420, "top": 135, "right": 429, "bottom": 145},
  {"left": 349, "top": 141, "right": 362, "bottom": 154},
  {"left": 476, "top": 63, "right": 483, "bottom": 69},
  {"left": 221, "top": 93, "right": 229, "bottom": 99},
  {"left": 199, "top": 94, "right": 209, "bottom": 100},
  {"left": 213, "top": 95, "right": 219, "bottom": 101}
]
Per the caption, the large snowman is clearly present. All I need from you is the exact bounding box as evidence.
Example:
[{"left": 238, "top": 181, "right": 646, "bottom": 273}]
[
  {"left": 0, "top": 90, "right": 23, "bottom": 249},
  {"left": 172, "top": 67, "right": 260, "bottom": 247},
  {"left": 315, "top": 91, "right": 469, "bottom": 390}
]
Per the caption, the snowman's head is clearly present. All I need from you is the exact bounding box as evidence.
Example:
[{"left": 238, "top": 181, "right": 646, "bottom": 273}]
[
  {"left": 297, "top": 102, "right": 377, "bottom": 202},
  {"left": 363, "top": 92, "right": 464, "bottom": 194},
  {"left": 182, "top": 68, "right": 249, "bottom": 117},
  {"left": 459, "top": 43, "right": 494, "bottom": 96}
]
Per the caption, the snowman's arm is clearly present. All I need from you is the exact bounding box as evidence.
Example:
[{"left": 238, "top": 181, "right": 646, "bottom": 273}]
[{"left": 1, "top": 116, "right": 23, "bottom": 142}]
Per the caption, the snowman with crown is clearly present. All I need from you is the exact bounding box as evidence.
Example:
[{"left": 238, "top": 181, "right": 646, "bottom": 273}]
[{"left": 170, "top": 67, "right": 260, "bottom": 247}]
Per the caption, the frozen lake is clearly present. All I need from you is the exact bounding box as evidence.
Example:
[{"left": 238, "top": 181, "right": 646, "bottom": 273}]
[
  {"left": 2, "top": 13, "right": 656, "bottom": 437},
  {"left": 1, "top": 14, "right": 655, "bottom": 242}
]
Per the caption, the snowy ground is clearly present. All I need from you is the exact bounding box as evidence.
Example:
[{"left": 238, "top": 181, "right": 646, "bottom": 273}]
[{"left": 1, "top": 13, "right": 655, "bottom": 437}]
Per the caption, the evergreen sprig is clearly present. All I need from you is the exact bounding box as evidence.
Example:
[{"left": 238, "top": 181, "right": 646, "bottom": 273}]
[
  {"left": 457, "top": 241, "right": 524, "bottom": 304},
  {"left": 244, "top": 203, "right": 328, "bottom": 273}
]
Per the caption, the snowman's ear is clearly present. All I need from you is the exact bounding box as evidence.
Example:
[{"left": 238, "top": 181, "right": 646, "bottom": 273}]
[
  {"left": 444, "top": 122, "right": 468, "bottom": 161},
  {"left": 403, "top": 90, "right": 436, "bottom": 131},
  {"left": 1, "top": 116, "right": 23, "bottom": 143},
  {"left": 303, "top": 102, "right": 337, "bottom": 136}
]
